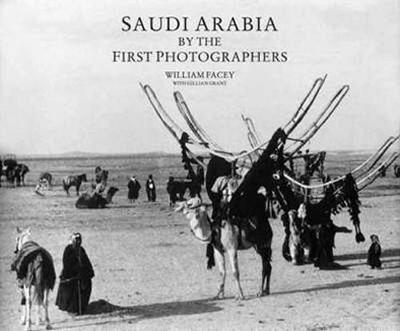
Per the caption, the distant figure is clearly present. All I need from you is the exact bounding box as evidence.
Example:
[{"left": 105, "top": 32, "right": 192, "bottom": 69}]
[
  {"left": 0, "top": 159, "right": 2, "bottom": 187},
  {"left": 94, "top": 167, "right": 108, "bottom": 193},
  {"left": 167, "top": 176, "right": 179, "bottom": 206},
  {"left": 56, "top": 233, "right": 94, "bottom": 315},
  {"left": 127, "top": 176, "right": 141, "bottom": 203},
  {"left": 367, "top": 234, "right": 382, "bottom": 269},
  {"left": 394, "top": 164, "right": 400, "bottom": 178},
  {"left": 35, "top": 172, "right": 53, "bottom": 195},
  {"left": 314, "top": 220, "right": 352, "bottom": 268},
  {"left": 38, "top": 172, "right": 53, "bottom": 188},
  {"left": 146, "top": 174, "right": 156, "bottom": 202}
]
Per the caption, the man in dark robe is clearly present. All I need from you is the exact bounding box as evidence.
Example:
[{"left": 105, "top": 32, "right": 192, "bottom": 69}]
[
  {"left": 367, "top": 234, "right": 382, "bottom": 269},
  {"left": 56, "top": 233, "right": 94, "bottom": 315},
  {"left": 145, "top": 174, "right": 156, "bottom": 202},
  {"left": 127, "top": 176, "right": 141, "bottom": 203}
]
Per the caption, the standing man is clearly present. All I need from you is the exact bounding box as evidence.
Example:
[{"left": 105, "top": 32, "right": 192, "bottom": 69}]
[
  {"left": 56, "top": 233, "right": 94, "bottom": 315},
  {"left": 146, "top": 174, "right": 156, "bottom": 202},
  {"left": 127, "top": 176, "right": 141, "bottom": 203}
]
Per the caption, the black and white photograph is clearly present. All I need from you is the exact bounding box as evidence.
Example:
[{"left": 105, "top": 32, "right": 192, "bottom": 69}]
[{"left": 0, "top": 0, "right": 399, "bottom": 330}]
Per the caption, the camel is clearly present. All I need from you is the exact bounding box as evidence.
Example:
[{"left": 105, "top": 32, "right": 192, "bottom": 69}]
[
  {"left": 142, "top": 81, "right": 398, "bottom": 276},
  {"left": 11, "top": 227, "right": 56, "bottom": 330},
  {"left": 176, "top": 193, "right": 272, "bottom": 300},
  {"left": 285, "top": 204, "right": 352, "bottom": 267},
  {"left": 75, "top": 186, "right": 119, "bottom": 209},
  {"left": 174, "top": 130, "right": 287, "bottom": 300}
]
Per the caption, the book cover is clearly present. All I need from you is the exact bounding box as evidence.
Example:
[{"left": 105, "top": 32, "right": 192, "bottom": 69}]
[{"left": 0, "top": 1, "right": 399, "bottom": 330}]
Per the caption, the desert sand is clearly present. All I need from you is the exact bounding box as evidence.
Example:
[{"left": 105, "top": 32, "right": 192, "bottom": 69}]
[{"left": 0, "top": 154, "right": 399, "bottom": 331}]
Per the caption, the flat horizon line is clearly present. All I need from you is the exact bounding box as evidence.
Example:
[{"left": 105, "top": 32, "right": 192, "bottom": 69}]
[{"left": 7, "top": 148, "right": 384, "bottom": 160}]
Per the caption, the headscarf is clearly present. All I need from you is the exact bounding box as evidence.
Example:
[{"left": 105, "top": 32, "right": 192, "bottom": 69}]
[{"left": 70, "top": 232, "right": 82, "bottom": 245}]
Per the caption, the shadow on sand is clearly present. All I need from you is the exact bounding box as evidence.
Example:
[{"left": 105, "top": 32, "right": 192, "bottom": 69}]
[
  {"left": 335, "top": 248, "right": 400, "bottom": 261},
  {"left": 273, "top": 275, "right": 400, "bottom": 297},
  {"left": 52, "top": 298, "right": 222, "bottom": 329},
  {"left": 108, "top": 204, "right": 137, "bottom": 209},
  {"left": 344, "top": 257, "right": 400, "bottom": 268},
  {"left": 317, "top": 262, "right": 348, "bottom": 270}
]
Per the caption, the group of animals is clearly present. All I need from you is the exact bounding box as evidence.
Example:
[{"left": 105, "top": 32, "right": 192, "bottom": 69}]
[
  {"left": 34, "top": 167, "right": 119, "bottom": 209},
  {"left": 0, "top": 158, "right": 30, "bottom": 187},
  {"left": 173, "top": 140, "right": 385, "bottom": 302},
  {"left": 7, "top": 78, "right": 395, "bottom": 329},
  {"left": 0, "top": 155, "right": 204, "bottom": 209},
  {"left": 7, "top": 140, "right": 390, "bottom": 330},
  {"left": 10, "top": 154, "right": 385, "bottom": 331}
]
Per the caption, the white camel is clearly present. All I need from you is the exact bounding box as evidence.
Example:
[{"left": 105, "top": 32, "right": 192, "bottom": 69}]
[
  {"left": 12, "top": 227, "right": 56, "bottom": 330},
  {"left": 176, "top": 189, "right": 272, "bottom": 300}
]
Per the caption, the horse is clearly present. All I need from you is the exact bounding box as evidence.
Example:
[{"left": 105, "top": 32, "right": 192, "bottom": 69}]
[
  {"left": 11, "top": 227, "right": 56, "bottom": 330},
  {"left": 75, "top": 186, "right": 119, "bottom": 209},
  {"left": 17, "top": 164, "right": 30, "bottom": 186},
  {"left": 62, "top": 174, "right": 87, "bottom": 196},
  {"left": 8, "top": 163, "right": 31, "bottom": 187},
  {"left": 4, "top": 158, "right": 17, "bottom": 181},
  {"left": 2, "top": 158, "right": 19, "bottom": 186},
  {"left": 166, "top": 177, "right": 200, "bottom": 206}
]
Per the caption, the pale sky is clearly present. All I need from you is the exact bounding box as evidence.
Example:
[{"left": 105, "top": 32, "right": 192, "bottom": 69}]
[{"left": 0, "top": 0, "right": 399, "bottom": 155}]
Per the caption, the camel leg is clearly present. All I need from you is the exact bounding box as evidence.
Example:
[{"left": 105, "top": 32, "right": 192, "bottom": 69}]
[
  {"left": 304, "top": 247, "right": 311, "bottom": 263},
  {"left": 354, "top": 223, "right": 365, "bottom": 243},
  {"left": 36, "top": 302, "right": 43, "bottom": 326},
  {"left": 227, "top": 248, "right": 244, "bottom": 300},
  {"left": 20, "top": 308, "right": 26, "bottom": 326},
  {"left": 76, "top": 184, "right": 80, "bottom": 196},
  {"left": 257, "top": 249, "right": 272, "bottom": 297},
  {"left": 35, "top": 304, "right": 40, "bottom": 325},
  {"left": 20, "top": 289, "right": 26, "bottom": 325},
  {"left": 64, "top": 184, "right": 70, "bottom": 196},
  {"left": 44, "top": 289, "right": 51, "bottom": 330},
  {"left": 213, "top": 247, "right": 226, "bottom": 299},
  {"left": 263, "top": 258, "right": 272, "bottom": 296},
  {"left": 25, "top": 286, "right": 32, "bottom": 331},
  {"left": 289, "top": 239, "right": 297, "bottom": 265}
]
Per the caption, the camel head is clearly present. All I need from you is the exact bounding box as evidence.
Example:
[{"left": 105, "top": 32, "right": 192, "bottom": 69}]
[
  {"left": 175, "top": 198, "right": 212, "bottom": 243},
  {"left": 15, "top": 227, "right": 32, "bottom": 253},
  {"left": 106, "top": 186, "right": 119, "bottom": 203}
]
